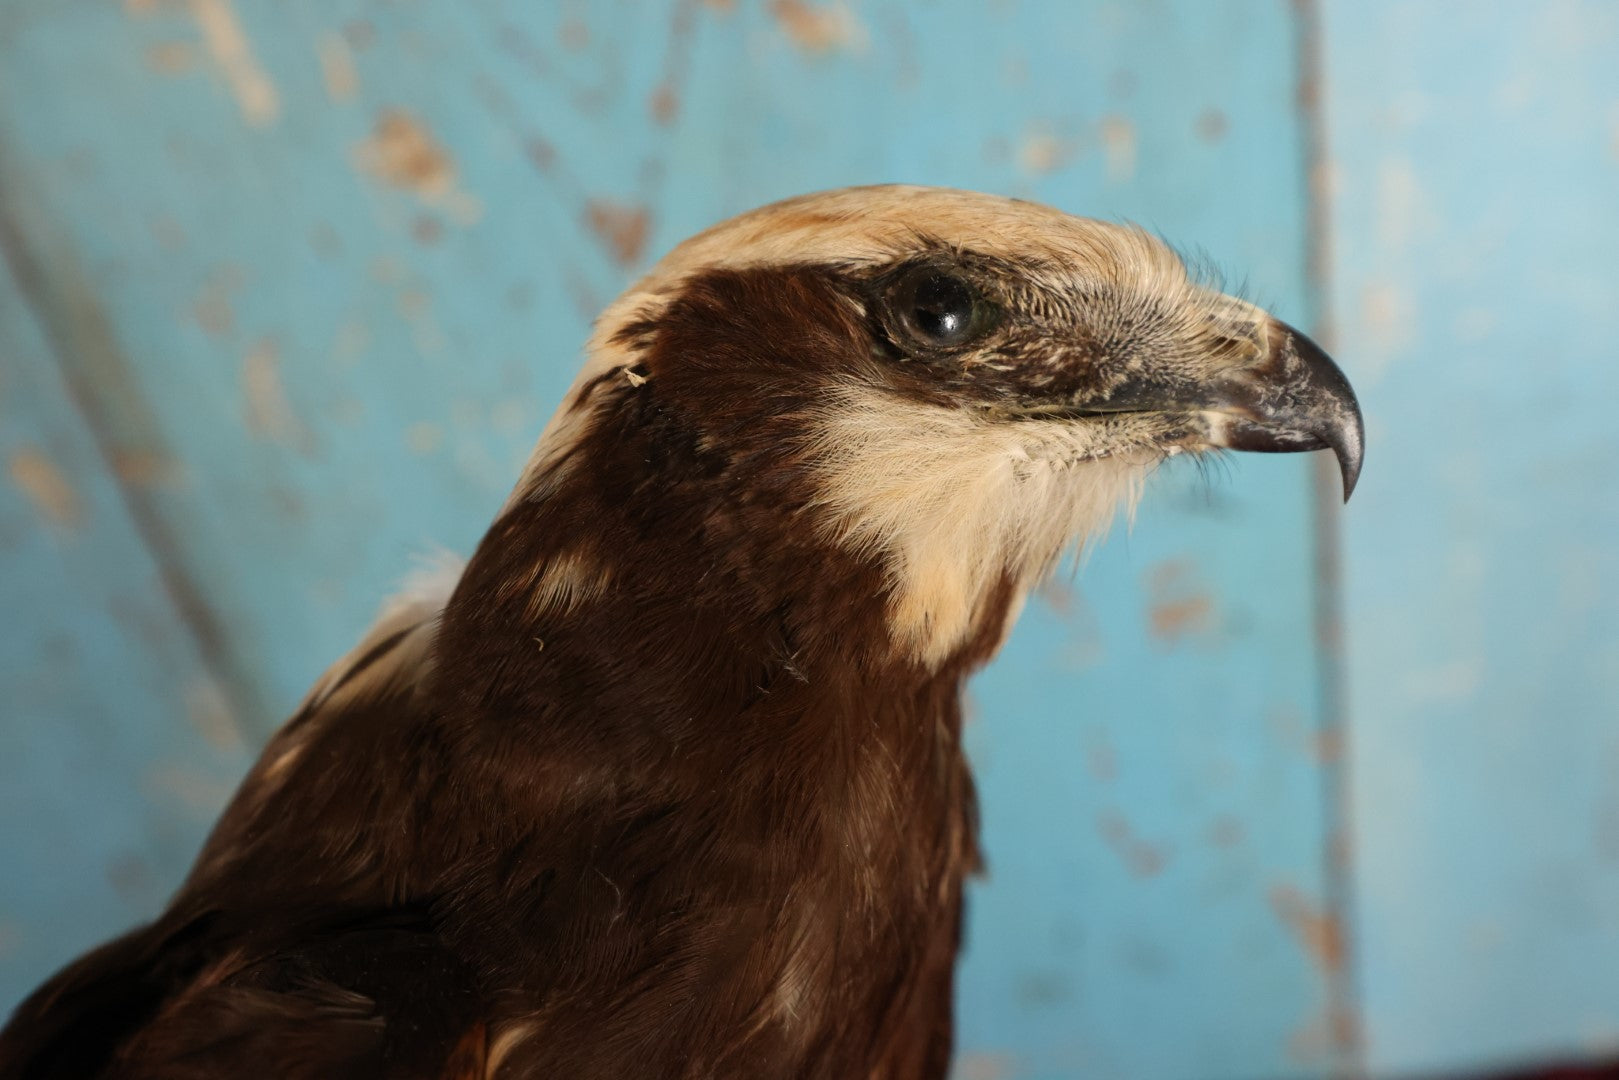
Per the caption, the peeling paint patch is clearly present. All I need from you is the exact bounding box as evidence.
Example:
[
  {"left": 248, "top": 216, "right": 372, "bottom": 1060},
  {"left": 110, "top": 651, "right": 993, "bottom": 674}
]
[
  {"left": 9, "top": 449, "right": 82, "bottom": 529},
  {"left": 1145, "top": 559, "right": 1215, "bottom": 644},
  {"left": 318, "top": 31, "right": 358, "bottom": 102},
  {"left": 1270, "top": 883, "right": 1345, "bottom": 973},
  {"left": 189, "top": 0, "right": 280, "bottom": 127},
  {"left": 242, "top": 339, "right": 310, "bottom": 450},
  {"left": 1100, "top": 115, "right": 1137, "bottom": 181},
  {"left": 586, "top": 200, "right": 651, "bottom": 267},
  {"left": 650, "top": 83, "right": 679, "bottom": 125},
  {"left": 770, "top": 0, "right": 868, "bottom": 54},
  {"left": 1098, "top": 811, "right": 1168, "bottom": 877},
  {"left": 358, "top": 109, "right": 454, "bottom": 198},
  {"left": 356, "top": 110, "right": 482, "bottom": 222}
]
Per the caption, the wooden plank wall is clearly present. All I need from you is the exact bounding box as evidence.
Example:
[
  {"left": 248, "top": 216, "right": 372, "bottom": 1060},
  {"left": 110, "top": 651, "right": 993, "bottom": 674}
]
[
  {"left": 1325, "top": 2, "right": 1619, "bottom": 1075},
  {"left": 5, "top": 2, "right": 1608, "bottom": 1077}
]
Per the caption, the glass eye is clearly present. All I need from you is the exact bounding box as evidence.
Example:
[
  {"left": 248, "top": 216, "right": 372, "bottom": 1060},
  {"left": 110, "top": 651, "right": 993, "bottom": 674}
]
[{"left": 890, "top": 266, "right": 988, "bottom": 350}]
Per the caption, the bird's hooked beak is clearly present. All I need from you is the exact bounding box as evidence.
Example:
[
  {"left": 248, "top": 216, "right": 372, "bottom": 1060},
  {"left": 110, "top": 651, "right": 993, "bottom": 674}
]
[
  {"left": 1058, "top": 316, "right": 1365, "bottom": 501},
  {"left": 1198, "top": 319, "right": 1364, "bottom": 501}
]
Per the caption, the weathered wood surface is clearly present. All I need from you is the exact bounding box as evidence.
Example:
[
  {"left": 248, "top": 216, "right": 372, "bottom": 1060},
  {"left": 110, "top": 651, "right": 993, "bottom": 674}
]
[
  {"left": 38, "top": 1, "right": 1619, "bottom": 1076},
  {"left": 1327, "top": 2, "right": 1619, "bottom": 1075}
]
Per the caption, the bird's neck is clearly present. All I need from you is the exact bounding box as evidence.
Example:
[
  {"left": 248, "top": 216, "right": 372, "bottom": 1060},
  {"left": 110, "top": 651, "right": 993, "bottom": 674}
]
[{"left": 431, "top": 472, "right": 992, "bottom": 1071}]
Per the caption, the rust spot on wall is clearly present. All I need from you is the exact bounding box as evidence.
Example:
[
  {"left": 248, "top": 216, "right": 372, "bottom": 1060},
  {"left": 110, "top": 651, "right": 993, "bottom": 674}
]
[
  {"left": 586, "top": 200, "right": 651, "bottom": 267},
  {"left": 1098, "top": 811, "right": 1168, "bottom": 878},
  {"left": 650, "top": 83, "right": 679, "bottom": 125},
  {"left": 318, "top": 31, "right": 359, "bottom": 102},
  {"left": 9, "top": 449, "right": 83, "bottom": 529},
  {"left": 1145, "top": 559, "right": 1215, "bottom": 644},
  {"left": 770, "top": 0, "right": 867, "bottom": 54},
  {"left": 1150, "top": 594, "right": 1211, "bottom": 640},
  {"left": 357, "top": 109, "right": 455, "bottom": 199},
  {"left": 1269, "top": 883, "right": 1345, "bottom": 973},
  {"left": 145, "top": 41, "right": 198, "bottom": 75},
  {"left": 189, "top": 0, "right": 280, "bottom": 127},
  {"left": 1197, "top": 107, "right": 1228, "bottom": 143}
]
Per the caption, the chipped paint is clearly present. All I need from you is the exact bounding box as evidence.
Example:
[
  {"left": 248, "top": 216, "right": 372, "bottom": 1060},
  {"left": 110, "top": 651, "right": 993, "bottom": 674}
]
[
  {"left": 9, "top": 449, "right": 82, "bottom": 529},
  {"left": 318, "top": 31, "right": 358, "bottom": 102},
  {"left": 650, "top": 83, "right": 679, "bottom": 125},
  {"left": 1270, "top": 883, "right": 1345, "bottom": 974},
  {"left": 189, "top": 0, "right": 280, "bottom": 127},
  {"left": 1099, "top": 115, "right": 1137, "bottom": 181},
  {"left": 770, "top": 0, "right": 868, "bottom": 54},
  {"left": 357, "top": 109, "right": 455, "bottom": 199},
  {"left": 586, "top": 200, "right": 651, "bottom": 267},
  {"left": 241, "top": 339, "right": 309, "bottom": 450},
  {"left": 1098, "top": 811, "right": 1168, "bottom": 878},
  {"left": 1145, "top": 559, "right": 1215, "bottom": 644}
]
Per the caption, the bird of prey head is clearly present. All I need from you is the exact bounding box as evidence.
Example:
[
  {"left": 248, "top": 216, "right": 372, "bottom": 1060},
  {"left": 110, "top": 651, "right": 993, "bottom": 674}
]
[
  {"left": 0, "top": 185, "right": 1364, "bottom": 1080},
  {"left": 494, "top": 184, "right": 1361, "bottom": 671}
]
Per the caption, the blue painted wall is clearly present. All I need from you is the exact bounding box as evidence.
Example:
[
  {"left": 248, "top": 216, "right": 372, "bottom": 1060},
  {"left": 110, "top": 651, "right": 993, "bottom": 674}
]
[
  {"left": 1325, "top": 1, "right": 1619, "bottom": 1075},
  {"left": 0, "top": 2, "right": 1611, "bottom": 1077}
]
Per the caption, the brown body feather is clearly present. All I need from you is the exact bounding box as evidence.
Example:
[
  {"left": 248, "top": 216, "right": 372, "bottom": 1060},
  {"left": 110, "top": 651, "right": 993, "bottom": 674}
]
[{"left": 0, "top": 187, "right": 1362, "bottom": 1079}]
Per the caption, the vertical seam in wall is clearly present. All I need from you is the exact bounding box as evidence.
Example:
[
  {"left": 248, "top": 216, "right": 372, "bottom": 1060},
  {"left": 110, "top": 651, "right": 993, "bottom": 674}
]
[
  {"left": 1293, "top": 1, "right": 1366, "bottom": 1076},
  {"left": 0, "top": 152, "right": 271, "bottom": 736}
]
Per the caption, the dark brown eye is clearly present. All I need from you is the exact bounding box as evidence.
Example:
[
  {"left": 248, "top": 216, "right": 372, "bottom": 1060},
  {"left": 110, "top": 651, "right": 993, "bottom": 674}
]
[{"left": 889, "top": 266, "right": 990, "bottom": 351}]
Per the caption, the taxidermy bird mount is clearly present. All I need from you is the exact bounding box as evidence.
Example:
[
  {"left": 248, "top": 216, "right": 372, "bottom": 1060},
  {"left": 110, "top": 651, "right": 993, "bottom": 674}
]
[{"left": 0, "top": 186, "right": 1362, "bottom": 1080}]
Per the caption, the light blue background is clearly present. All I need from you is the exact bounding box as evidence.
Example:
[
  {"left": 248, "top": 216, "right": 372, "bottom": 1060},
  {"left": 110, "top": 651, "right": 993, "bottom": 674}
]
[{"left": 0, "top": 3, "right": 1612, "bottom": 1077}]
